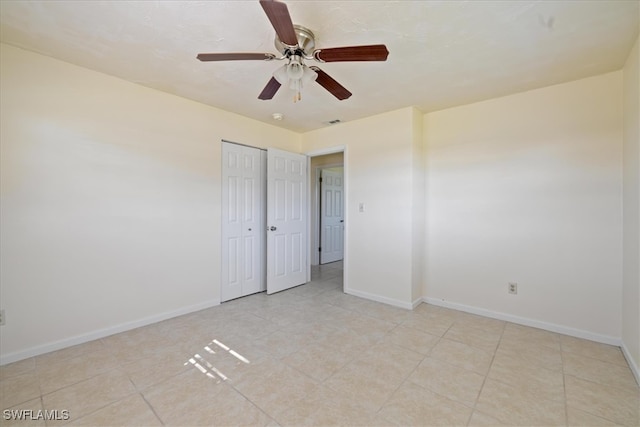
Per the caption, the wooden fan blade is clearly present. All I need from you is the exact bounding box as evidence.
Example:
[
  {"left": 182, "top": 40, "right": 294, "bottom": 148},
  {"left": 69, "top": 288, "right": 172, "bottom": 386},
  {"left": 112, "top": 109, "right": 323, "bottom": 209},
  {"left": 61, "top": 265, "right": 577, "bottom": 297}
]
[
  {"left": 314, "top": 44, "right": 389, "bottom": 62},
  {"left": 258, "top": 77, "right": 282, "bottom": 100},
  {"left": 259, "top": 0, "right": 298, "bottom": 46},
  {"left": 309, "top": 67, "right": 352, "bottom": 100},
  {"left": 197, "top": 53, "right": 276, "bottom": 61}
]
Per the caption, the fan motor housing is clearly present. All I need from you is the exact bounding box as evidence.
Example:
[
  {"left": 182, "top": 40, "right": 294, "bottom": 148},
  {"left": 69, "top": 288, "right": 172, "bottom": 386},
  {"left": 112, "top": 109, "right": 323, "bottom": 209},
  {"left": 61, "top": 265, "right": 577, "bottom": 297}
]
[{"left": 275, "top": 25, "right": 315, "bottom": 56}]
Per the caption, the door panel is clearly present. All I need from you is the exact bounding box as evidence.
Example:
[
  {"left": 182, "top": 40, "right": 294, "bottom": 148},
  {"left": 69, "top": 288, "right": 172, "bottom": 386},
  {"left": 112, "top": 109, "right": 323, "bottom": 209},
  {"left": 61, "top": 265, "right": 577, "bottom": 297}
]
[
  {"left": 221, "top": 143, "right": 266, "bottom": 302},
  {"left": 267, "top": 148, "right": 308, "bottom": 294},
  {"left": 320, "top": 168, "right": 344, "bottom": 264}
]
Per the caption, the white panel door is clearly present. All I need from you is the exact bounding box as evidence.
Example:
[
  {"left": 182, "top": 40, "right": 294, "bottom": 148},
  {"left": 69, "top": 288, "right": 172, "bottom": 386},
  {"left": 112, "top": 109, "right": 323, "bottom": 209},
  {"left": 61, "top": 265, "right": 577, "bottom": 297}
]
[
  {"left": 267, "top": 148, "right": 308, "bottom": 294},
  {"left": 320, "top": 169, "right": 344, "bottom": 264},
  {"left": 221, "top": 143, "right": 265, "bottom": 302}
]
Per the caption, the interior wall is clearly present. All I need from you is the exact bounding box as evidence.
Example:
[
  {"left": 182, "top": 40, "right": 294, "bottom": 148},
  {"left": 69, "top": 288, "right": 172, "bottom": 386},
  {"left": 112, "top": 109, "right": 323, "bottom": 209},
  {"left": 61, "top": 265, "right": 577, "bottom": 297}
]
[
  {"left": 309, "top": 153, "right": 344, "bottom": 265},
  {"left": 423, "top": 71, "right": 624, "bottom": 341},
  {"left": 622, "top": 35, "right": 640, "bottom": 378},
  {"left": 0, "top": 44, "right": 300, "bottom": 363},
  {"left": 303, "top": 108, "right": 420, "bottom": 307},
  {"left": 411, "top": 107, "right": 425, "bottom": 305}
]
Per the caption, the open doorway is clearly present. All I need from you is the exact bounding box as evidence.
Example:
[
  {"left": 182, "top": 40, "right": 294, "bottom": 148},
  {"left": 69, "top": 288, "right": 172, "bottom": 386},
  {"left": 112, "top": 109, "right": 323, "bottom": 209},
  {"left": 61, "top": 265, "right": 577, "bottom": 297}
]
[
  {"left": 307, "top": 148, "right": 345, "bottom": 291},
  {"left": 318, "top": 166, "right": 344, "bottom": 264}
]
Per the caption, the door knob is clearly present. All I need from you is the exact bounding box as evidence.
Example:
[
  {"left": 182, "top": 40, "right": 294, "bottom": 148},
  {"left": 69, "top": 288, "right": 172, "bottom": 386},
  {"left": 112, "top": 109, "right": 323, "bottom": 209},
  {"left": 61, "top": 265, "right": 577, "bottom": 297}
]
[
  {"left": 340, "top": 220, "right": 344, "bottom": 223},
  {"left": 248, "top": 228, "right": 252, "bottom": 231},
  {"left": 269, "top": 226, "right": 277, "bottom": 231}
]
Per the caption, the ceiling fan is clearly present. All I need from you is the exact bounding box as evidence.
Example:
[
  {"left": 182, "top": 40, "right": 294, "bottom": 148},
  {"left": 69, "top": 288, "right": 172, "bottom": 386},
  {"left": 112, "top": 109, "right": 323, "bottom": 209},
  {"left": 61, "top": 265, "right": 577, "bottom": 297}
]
[{"left": 197, "top": 0, "right": 389, "bottom": 102}]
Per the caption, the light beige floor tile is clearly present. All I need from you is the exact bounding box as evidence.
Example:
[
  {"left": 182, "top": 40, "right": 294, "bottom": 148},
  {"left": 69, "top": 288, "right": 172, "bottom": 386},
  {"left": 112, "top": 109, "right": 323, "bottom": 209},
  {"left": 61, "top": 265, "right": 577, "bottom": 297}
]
[
  {"left": 323, "top": 362, "right": 401, "bottom": 413},
  {"left": 488, "top": 352, "right": 565, "bottom": 401},
  {"left": 409, "top": 356, "right": 485, "bottom": 406},
  {"left": 0, "top": 398, "right": 46, "bottom": 427},
  {"left": 190, "top": 342, "right": 273, "bottom": 387},
  {"left": 42, "top": 369, "right": 136, "bottom": 426},
  {"left": 378, "top": 381, "right": 472, "bottom": 426},
  {"left": 142, "top": 369, "right": 226, "bottom": 424},
  {"left": 352, "top": 300, "right": 411, "bottom": 324},
  {"left": 120, "top": 345, "right": 192, "bottom": 390},
  {"left": 148, "top": 369, "right": 271, "bottom": 426},
  {"left": 14, "top": 264, "right": 640, "bottom": 427},
  {"left": 429, "top": 338, "right": 493, "bottom": 375},
  {"left": 502, "top": 323, "right": 561, "bottom": 350},
  {"left": 0, "top": 372, "right": 41, "bottom": 409},
  {"left": 281, "top": 343, "right": 353, "bottom": 382},
  {"left": 341, "top": 313, "right": 397, "bottom": 343},
  {"left": 497, "top": 336, "right": 563, "bottom": 371},
  {"left": 454, "top": 312, "right": 506, "bottom": 333},
  {"left": 0, "top": 358, "right": 36, "bottom": 381},
  {"left": 561, "top": 336, "right": 628, "bottom": 366},
  {"left": 475, "top": 378, "right": 566, "bottom": 426},
  {"left": 413, "top": 303, "right": 459, "bottom": 319},
  {"left": 563, "top": 352, "right": 638, "bottom": 391},
  {"left": 566, "top": 406, "right": 619, "bottom": 426},
  {"left": 313, "top": 327, "right": 372, "bottom": 354},
  {"left": 401, "top": 312, "right": 455, "bottom": 337},
  {"left": 35, "top": 340, "right": 107, "bottom": 368},
  {"left": 299, "top": 406, "right": 380, "bottom": 427},
  {"left": 177, "top": 384, "right": 272, "bottom": 427},
  {"left": 233, "top": 361, "right": 318, "bottom": 419},
  {"left": 275, "top": 385, "right": 377, "bottom": 427},
  {"left": 285, "top": 283, "right": 331, "bottom": 300},
  {"left": 277, "top": 319, "right": 337, "bottom": 340},
  {"left": 444, "top": 322, "right": 502, "bottom": 353},
  {"left": 565, "top": 374, "right": 640, "bottom": 426},
  {"left": 252, "top": 330, "right": 314, "bottom": 359},
  {"left": 467, "top": 410, "right": 511, "bottom": 426},
  {"left": 386, "top": 325, "right": 439, "bottom": 355},
  {"left": 356, "top": 341, "right": 424, "bottom": 382},
  {"left": 68, "top": 394, "right": 161, "bottom": 426},
  {"left": 37, "top": 349, "right": 122, "bottom": 395},
  {"left": 100, "top": 328, "right": 170, "bottom": 365}
]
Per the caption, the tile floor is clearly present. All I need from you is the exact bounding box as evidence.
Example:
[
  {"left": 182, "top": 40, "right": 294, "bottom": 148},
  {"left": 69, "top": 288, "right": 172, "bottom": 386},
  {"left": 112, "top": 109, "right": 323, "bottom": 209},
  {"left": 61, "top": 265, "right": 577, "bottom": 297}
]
[{"left": 1, "top": 261, "right": 639, "bottom": 426}]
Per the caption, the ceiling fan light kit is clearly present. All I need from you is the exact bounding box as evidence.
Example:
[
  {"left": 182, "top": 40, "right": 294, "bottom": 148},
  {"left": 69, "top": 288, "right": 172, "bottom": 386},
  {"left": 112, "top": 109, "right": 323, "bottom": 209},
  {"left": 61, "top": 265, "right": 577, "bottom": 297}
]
[{"left": 197, "top": 0, "right": 389, "bottom": 102}]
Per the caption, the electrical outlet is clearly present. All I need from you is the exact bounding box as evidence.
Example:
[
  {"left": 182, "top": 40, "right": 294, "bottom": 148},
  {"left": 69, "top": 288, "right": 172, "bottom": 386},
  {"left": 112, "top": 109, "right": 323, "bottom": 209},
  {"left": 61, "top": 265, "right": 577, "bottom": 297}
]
[
  {"left": 508, "top": 282, "right": 518, "bottom": 295},
  {"left": 0, "top": 309, "right": 5, "bottom": 326}
]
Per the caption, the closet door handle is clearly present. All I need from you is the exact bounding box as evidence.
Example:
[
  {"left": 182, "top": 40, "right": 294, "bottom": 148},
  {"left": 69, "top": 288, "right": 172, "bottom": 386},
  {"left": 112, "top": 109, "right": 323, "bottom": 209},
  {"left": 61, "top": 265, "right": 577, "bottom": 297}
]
[{"left": 269, "top": 226, "right": 277, "bottom": 231}]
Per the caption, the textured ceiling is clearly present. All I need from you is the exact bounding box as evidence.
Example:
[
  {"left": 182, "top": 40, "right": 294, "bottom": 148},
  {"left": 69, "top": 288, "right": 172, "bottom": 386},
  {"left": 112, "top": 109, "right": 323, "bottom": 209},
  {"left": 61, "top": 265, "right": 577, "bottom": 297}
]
[{"left": 1, "top": 1, "right": 638, "bottom": 132}]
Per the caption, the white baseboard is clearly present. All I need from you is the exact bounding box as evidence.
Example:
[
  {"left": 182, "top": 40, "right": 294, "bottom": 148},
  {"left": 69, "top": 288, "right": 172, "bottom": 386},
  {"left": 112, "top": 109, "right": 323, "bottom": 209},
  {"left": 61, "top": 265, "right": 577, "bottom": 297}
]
[
  {"left": 422, "top": 297, "right": 621, "bottom": 346},
  {"left": 344, "top": 287, "right": 413, "bottom": 310},
  {"left": 0, "top": 299, "right": 220, "bottom": 366},
  {"left": 621, "top": 341, "right": 640, "bottom": 387}
]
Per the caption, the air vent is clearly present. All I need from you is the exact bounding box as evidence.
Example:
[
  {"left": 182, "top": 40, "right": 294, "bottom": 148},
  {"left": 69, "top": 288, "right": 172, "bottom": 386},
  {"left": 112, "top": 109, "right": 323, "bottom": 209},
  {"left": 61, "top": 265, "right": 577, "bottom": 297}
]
[{"left": 323, "top": 119, "right": 342, "bottom": 125}]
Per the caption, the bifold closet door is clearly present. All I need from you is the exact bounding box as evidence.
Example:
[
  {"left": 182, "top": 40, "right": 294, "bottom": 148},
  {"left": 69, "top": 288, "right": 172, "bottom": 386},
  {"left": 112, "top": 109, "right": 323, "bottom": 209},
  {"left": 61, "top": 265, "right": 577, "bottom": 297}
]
[{"left": 221, "top": 143, "right": 266, "bottom": 302}]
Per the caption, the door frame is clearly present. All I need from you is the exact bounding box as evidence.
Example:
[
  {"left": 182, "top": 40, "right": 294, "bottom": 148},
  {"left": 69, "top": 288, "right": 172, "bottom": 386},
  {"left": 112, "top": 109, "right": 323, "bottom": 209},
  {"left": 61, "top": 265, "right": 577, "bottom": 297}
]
[
  {"left": 314, "top": 164, "right": 344, "bottom": 265},
  {"left": 305, "top": 145, "right": 348, "bottom": 288}
]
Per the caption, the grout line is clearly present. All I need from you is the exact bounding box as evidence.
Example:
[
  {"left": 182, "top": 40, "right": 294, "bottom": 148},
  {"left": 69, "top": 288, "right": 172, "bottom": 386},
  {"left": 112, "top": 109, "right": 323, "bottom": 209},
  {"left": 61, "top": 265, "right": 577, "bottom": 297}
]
[
  {"left": 140, "top": 391, "right": 166, "bottom": 426},
  {"left": 561, "top": 345, "right": 569, "bottom": 427},
  {"left": 466, "top": 318, "right": 506, "bottom": 426}
]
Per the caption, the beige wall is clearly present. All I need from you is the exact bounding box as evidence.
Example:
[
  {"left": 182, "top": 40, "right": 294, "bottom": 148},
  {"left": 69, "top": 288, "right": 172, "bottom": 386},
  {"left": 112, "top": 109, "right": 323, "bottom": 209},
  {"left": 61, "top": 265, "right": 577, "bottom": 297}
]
[
  {"left": 411, "top": 107, "right": 425, "bottom": 304},
  {"left": 303, "top": 108, "right": 423, "bottom": 308},
  {"left": 622, "top": 35, "right": 640, "bottom": 379},
  {"left": 424, "top": 71, "right": 624, "bottom": 341},
  {"left": 1, "top": 40, "right": 635, "bottom": 368},
  {"left": 0, "top": 44, "right": 300, "bottom": 363}
]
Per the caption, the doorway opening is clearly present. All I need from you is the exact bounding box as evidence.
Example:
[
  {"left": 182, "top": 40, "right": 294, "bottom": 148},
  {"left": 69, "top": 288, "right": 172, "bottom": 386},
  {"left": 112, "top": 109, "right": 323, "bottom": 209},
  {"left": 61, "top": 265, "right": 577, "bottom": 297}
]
[{"left": 306, "top": 147, "right": 346, "bottom": 292}]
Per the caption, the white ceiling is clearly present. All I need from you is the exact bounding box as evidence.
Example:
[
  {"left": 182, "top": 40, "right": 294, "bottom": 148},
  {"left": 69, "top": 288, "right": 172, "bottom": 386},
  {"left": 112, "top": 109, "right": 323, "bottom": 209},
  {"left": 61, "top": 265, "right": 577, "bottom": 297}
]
[{"left": 1, "top": 1, "right": 638, "bottom": 132}]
